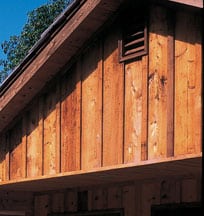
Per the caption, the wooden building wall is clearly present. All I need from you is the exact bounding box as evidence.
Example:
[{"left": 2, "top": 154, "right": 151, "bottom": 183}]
[
  {"left": 0, "top": 175, "right": 201, "bottom": 216},
  {"left": 0, "top": 3, "right": 202, "bottom": 182},
  {"left": 33, "top": 176, "right": 201, "bottom": 216}
]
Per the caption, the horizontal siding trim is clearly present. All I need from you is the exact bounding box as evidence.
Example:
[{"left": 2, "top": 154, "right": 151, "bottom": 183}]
[
  {"left": 168, "top": 0, "right": 203, "bottom": 8},
  {"left": 0, "top": 154, "right": 201, "bottom": 191}
]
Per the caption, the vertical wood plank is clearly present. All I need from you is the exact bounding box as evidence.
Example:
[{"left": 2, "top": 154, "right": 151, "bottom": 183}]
[
  {"left": 166, "top": 11, "right": 174, "bottom": 157},
  {"left": 122, "top": 185, "right": 136, "bottom": 216},
  {"left": 64, "top": 190, "right": 78, "bottom": 212},
  {"left": 77, "top": 191, "right": 88, "bottom": 211},
  {"left": 27, "top": 99, "right": 43, "bottom": 177},
  {"left": 181, "top": 178, "right": 198, "bottom": 202},
  {"left": 174, "top": 11, "right": 188, "bottom": 155},
  {"left": 0, "top": 133, "right": 4, "bottom": 181},
  {"left": 91, "top": 188, "right": 108, "bottom": 210},
  {"left": 0, "top": 134, "right": 2, "bottom": 181},
  {"left": 34, "top": 195, "right": 50, "bottom": 216},
  {"left": 160, "top": 179, "right": 180, "bottom": 204},
  {"left": 124, "top": 60, "right": 143, "bottom": 163},
  {"left": 51, "top": 193, "right": 65, "bottom": 213},
  {"left": 43, "top": 80, "right": 60, "bottom": 175},
  {"left": 190, "top": 14, "right": 202, "bottom": 154},
  {"left": 107, "top": 186, "right": 122, "bottom": 209},
  {"left": 148, "top": 6, "right": 168, "bottom": 159},
  {"left": 0, "top": 191, "right": 33, "bottom": 212},
  {"left": 197, "top": 176, "right": 202, "bottom": 201},
  {"left": 185, "top": 14, "right": 201, "bottom": 154},
  {"left": 5, "top": 132, "right": 10, "bottom": 180},
  {"left": 88, "top": 191, "right": 93, "bottom": 211},
  {"left": 135, "top": 182, "right": 142, "bottom": 216},
  {"left": 81, "top": 41, "right": 102, "bottom": 170},
  {"left": 141, "top": 56, "right": 148, "bottom": 161},
  {"left": 61, "top": 63, "right": 81, "bottom": 172},
  {"left": 141, "top": 182, "right": 160, "bottom": 216},
  {"left": 9, "top": 119, "right": 26, "bottom": 180},
  {"left": 22, "top": 116, "right": 27, "bottom": 178},
  {"left": 174, "top": 11, "right": 202, "bottom": 155},
  {"left": 174, "top": 180, "right": 182, "bottom": 203},
  {"left": 0, "top": 133, "right": 9, "bottom": 181},
  {"left": 103, "top": 22, "right": 124, "bottom": 166}
]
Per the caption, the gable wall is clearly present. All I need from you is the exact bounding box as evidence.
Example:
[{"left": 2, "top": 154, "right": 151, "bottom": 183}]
[{"left": 0, "top": 2, "right": 202, "bottom": 183}]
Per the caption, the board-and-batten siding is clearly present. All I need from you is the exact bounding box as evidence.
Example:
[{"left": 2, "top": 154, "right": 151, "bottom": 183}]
[
  {"left": 174, "top": 10, "right": 202, "bottom": 155},
  {"left": 0, "top": 176, "right": 201, "bottom": 216},
  {"left": 0, "top": 5, "right": 202, "bottom": 181},
  {"left": 33, "top": 177, "right": 201, "bottom": 216}
]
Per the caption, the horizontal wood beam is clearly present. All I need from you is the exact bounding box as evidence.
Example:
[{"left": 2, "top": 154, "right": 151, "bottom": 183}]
[
  {"left": 0, "top": 154, "right": 201, "bottom": 192},
  {"left": 168, "top": 0, "right": 203, "bottom": 8},
  {"left": 0, "top": 210, "right": 25, "bottom": 216}
]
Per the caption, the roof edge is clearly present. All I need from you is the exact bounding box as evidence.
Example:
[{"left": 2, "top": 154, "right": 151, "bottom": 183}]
[
  {"left": 1, "top": 0, "right": 202, "bottom": 96},
  {"left": 168, "top": 0, "right": 203, "bottom": 8},
  {"left": 0, "top": 0, "right": 84, "bottom": 96},
  {"left": 0, "top": 0, "right": 124, "bottom": 132}
]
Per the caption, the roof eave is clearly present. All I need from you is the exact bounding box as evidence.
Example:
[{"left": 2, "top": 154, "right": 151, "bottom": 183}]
[
  {"left": 0, "top": 0, "right": 124, "bottom": 132},
  {"left": 0, "top": 0, "right": 84, "bottom": 96}
]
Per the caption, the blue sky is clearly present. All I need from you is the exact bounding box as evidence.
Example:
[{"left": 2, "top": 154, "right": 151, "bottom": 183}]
[{"left": 0, "top": 0, "right": 48, "bottom": 66}]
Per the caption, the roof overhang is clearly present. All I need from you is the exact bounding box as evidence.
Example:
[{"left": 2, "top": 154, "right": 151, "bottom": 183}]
[{"left": 0, "top": 0, "right": 124, "bottom": 131}]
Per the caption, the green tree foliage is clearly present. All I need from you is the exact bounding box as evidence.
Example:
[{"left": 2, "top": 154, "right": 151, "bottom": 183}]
[{"left": 0, "top": 0, "right": 72, "bottom": 83}]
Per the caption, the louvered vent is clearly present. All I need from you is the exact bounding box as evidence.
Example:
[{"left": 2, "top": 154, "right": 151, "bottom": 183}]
[{"left": 119, "top": 10, "right": 148, "bottom": 62}]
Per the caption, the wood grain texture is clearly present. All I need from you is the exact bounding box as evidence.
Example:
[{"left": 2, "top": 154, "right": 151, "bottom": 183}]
[
  {"left": 0, "top": 134, "right": 2, "bottom": 181},
  {"left": 181, "top": 178, "right": 198, "bottom": 202},
  {"left": 107, "top": 186, "right": 122, "bottom": 209},
  {"left": 174, "top": 12, "right": 188, "bottom": 155},
  {"left": 122, "top": 185, "right": 136, "bottom": 216},
  {"left": 91, "top": 188, "right": 108, "bottom": 210},
  {"left": 0, "top": 154, "right": 201, "bottom": 191},
  {"left": 168, "top": 0, "right": 203, "bottom": 8},
  {"left": 4, "top": 133, "right": 10, "bottom": 181},
  {"left": 0, "top": 134, "right": 6, "bottom": 181},
  {"left": 61, "top": 64, "right": 81, "bottom": 172},
  {"left": 0, "top": 2, "right": 202, "bottom": 191},
  {"left": 166, "top": 11, "right": 175, "bottom": 157},
  {"left": 124, "top": 60, "right": 143, "bottom": 163},
  {"left": 141, "top": 56, "right": 148, "bottom": 161},
  {"left": 160, "top": 179, "right": 180, "bottom": 203},
  {"left": 43, "top": 81, "right": 60, "bottom": 175},
  {"left": 148, "top": 6, "right": 168, "bottom": 159},
  {"left": 141, "top": 182, "right": 160, "bottom": 216},
  {"left": 81, "top": 41, "right": 103, "bottom": 170},
  {"left": 9, "top": 120, "right": 26, "bottom": 180},
  {"left": 0, "top": 176, "right": 201, "bottom": 216},
  {"left": 34, "top": 195, "right": 50, "bottom": 216},
  {"left": 0, "top": 0, "right": 123, "bottom": 133},
  {"left": 0, "top": 191, "right": 33, "bottom": 213},
  {"left": 26, "top": 99, "right": 43, "bottom": 177},
  {"left": 65, "top": 190, "right": 78, "bottom": 212},
  {"left": 103, "top": 22, "right": 124, "bottom": 166},
  {"left": 191, "top": 14, "right": 202, "bottom": 154},
  {"left": 174, "top": 11, "right": 202, "bottom": 155},
  {"left": 51, "top": 193, "right": 65, "bottom": 213}
]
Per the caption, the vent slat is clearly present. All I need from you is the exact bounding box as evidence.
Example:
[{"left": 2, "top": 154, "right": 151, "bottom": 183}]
[
  {"left": 119, "top": 11, "right": 148, "bottom": 62},
  {"left": 124, "top": 45, "right": 145, "bottom": 55},
  {"left": 124, "top": 37, "right": 144, "bottom": 48},
  {"left": 131, "top": 30, "right": 144, "bottom": 37},
  {"left": 125, "top": 31, "right": 144, "bottom": 40}
]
